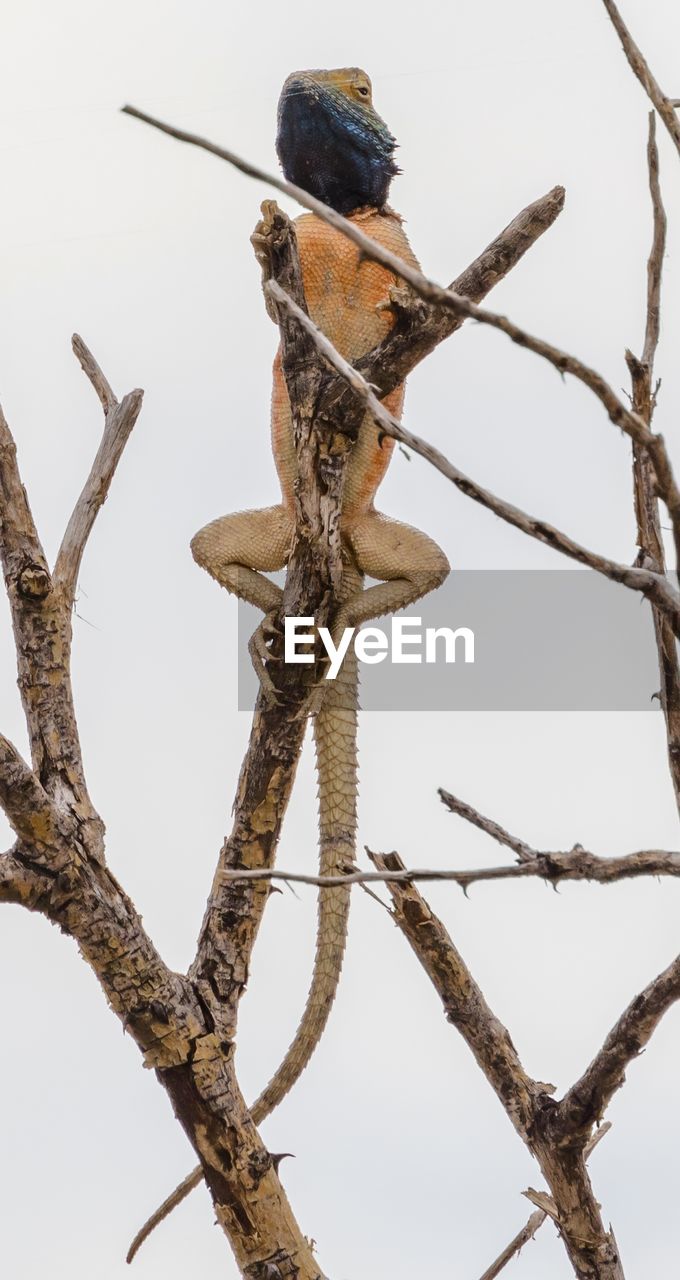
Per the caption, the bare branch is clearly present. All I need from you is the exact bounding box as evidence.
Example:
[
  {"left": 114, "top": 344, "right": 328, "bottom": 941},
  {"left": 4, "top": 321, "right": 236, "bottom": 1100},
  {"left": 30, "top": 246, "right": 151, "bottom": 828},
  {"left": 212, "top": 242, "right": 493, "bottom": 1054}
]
[
  {"left": 267, "top": 278, "right": 680, "bottom": 628},
  {"left": 477, "top": 1209, "right": 547, "bottom": 1280},
  {"left": 627, "top": 117, "right": 680, "bottom": 814},
  {"left": 2, "top": 348, "right": 320, "bottom": 1272},
  {"left": 373, "top": 851, "right": 625, "bottom": 1277},
  {"left": 0, "top": 400, "right": 103, "bottom": 853},
  {"left": 71, "top": 332, "right": 116, "bottom": 413},
  {"left": 54, "top": 336, "right": 143, "bottom": 601},
  {"left": 441, "top": 787, "right": 680, "bottom": 882},
  {"left": 1, "top": 343, "right": 142, "bottom": 855},
  {"left": 219, "top": 846, "right": 680, "bottom": 890},
  {"left": 559, "top": 951, "right": 680, "bottom": 1138},
  {"left": 439, "top": 788, "right": 537, "bottom": 862},
  {"left": 600, "top": 0, "right": 680, "bottom": 158},
  {"left": 642, "top": 114, "right": 666, "bottom": 372},
  {"left": 0, "top": 402, "right": 49, "bottom": 594},
  {"left": 0, "top": 743, "right": 317, "bottom": 1273},
  {"left": 369, "top": 849, "right": 542, "bottom": 1138}
]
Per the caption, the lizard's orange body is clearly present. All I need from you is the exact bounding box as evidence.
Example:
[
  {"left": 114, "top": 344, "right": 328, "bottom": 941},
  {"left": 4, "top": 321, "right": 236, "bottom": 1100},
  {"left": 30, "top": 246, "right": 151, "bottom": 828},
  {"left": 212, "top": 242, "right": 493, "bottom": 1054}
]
[{"left": 272, "top": 207, "right": 417, "bottom": 518}]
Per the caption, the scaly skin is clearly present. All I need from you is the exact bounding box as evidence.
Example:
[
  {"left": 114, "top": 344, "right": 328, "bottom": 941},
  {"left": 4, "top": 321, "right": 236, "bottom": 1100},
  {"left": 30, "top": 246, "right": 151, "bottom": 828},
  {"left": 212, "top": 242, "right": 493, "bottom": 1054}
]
[{"left": 128, "top": 69, "right": 449, "bottom": 1262}]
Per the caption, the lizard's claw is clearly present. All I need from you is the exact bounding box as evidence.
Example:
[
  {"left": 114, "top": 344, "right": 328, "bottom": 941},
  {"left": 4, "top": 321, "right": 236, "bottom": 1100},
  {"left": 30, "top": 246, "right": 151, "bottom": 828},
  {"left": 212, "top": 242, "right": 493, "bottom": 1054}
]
[
  {"left": 251, "top": 201, "right": 284, "bottom": 324},
  {"left": 377, "top": 281, "right": 428, "bottom": 325},
  {"left": 291, "top": 679, "right": 328, "bottom": 722},
  {"left": 249, "top": 612, "right": 283, "bottom": 706},
  {"left": 291, "top": 608, "right": 352, "bottom": 722}
]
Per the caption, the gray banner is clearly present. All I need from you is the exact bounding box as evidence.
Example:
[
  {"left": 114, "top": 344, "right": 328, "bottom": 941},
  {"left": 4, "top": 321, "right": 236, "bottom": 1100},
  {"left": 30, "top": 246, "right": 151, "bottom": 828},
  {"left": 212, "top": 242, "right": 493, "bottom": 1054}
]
[{"left": 237, "top": 570, "right": 666, "bottom": 711}]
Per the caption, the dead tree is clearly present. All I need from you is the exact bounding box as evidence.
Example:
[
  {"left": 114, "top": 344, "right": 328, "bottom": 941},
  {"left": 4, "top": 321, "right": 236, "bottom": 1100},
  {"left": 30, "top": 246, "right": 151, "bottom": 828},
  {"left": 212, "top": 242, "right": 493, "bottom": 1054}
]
[{"left": 1, "top": 3, "right": 680, "bottom": 1276}]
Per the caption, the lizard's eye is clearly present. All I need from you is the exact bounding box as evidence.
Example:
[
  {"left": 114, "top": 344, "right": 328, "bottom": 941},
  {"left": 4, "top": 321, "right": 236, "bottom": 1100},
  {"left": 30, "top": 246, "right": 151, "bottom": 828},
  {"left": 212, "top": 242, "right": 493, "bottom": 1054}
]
[{"left": 357, "top": 85, "right": 369, "bottom": 97}]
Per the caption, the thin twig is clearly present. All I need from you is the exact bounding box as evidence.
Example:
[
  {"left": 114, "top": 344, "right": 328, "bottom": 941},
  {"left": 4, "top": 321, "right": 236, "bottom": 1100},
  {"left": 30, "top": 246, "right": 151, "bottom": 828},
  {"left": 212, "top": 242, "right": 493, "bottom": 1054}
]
[
  {"left": 71, "top": 332, "right": 117, "bottom": 413},
  {"left": 477, "top": 1122, "right": 612, "bottom": 1279},
  {"left": 600, "top": 0, "right": 680, "bottom": 158},
  {"left": 627, "top": 116, "right": 680, "bottom": 813},
  {"left": 477, "top": 1209, "right": 547, "bottom": 1280},
  {"left": 219, "top": 847, "right": 680, "bottom": 890},
  {"left": 267, "top": 278, "right": 680, "bottom": 629},
  {"left": 642, "top": 115, "right": 666, "bottom": 371},
  {"left": 439, "top": 789, "right": 537, "bottom": 862}
]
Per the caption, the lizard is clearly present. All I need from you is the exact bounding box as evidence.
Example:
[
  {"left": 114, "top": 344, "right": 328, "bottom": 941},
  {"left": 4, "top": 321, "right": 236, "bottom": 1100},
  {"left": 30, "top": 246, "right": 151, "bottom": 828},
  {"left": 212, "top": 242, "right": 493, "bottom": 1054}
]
[{"left": 128, "top": 67, "right": 449, "bottom": 1260}]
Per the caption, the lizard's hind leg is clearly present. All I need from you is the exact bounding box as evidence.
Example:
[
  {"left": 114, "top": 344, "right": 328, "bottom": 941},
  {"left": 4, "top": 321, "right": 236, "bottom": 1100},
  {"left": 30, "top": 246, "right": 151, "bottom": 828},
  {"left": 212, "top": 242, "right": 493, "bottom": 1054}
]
[
  {"left": 191, "top": 505, "right": 294, "bottom": 610},
  {"left": 343, "top": 509, "right": 450, "bottom": 630},
  {"left": 191, "top": 506, "right": 295, "bottom": 697}
]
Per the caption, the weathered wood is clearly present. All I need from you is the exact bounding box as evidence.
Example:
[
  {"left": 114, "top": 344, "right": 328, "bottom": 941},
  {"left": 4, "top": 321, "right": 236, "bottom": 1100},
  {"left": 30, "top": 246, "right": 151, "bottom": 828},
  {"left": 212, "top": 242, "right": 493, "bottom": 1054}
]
[
  {"left": 370, "top": 850, "right": 626, "bottom": 1280},
  {"left": 627, "top": 117, "right": 680, "bottom": 813},
  {"left": 0, "top": 347, "right": 322, "bottom": 1278}
]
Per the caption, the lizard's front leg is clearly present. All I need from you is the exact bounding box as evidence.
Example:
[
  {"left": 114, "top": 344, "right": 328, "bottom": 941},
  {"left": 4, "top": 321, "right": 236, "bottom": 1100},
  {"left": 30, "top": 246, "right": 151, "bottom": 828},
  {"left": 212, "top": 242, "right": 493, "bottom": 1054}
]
[{"left": 191, "top": 505, "right": 295, "bottom": 698}]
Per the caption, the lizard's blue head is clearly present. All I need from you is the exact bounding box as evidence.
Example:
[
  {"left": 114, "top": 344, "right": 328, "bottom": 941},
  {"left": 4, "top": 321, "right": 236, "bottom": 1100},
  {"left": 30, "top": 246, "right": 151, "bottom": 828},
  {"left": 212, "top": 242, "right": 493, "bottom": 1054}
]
[{"left": 276, "top": 68, "right": 399, "bottom": 215}]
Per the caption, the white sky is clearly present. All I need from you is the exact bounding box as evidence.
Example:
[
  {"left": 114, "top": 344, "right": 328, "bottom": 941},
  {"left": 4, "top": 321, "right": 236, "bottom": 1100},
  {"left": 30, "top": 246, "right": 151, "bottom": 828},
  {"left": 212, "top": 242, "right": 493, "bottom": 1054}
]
[{"left": 2, "top": 1, "right": 680, "bottom": 1276}]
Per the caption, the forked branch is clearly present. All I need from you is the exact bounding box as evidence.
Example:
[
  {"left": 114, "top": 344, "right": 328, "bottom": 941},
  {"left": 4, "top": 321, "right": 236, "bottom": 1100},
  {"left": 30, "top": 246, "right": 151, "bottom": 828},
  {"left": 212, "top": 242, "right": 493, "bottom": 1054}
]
[
  {"left": 478, "top": 1124, "right": 611, "bottom": 1280},
  {"left": 0, "top": 343, "right": 321, "bottom": 1278},
  {"left": 55, "top": 335, "right": 143, "bottom": 603},
  {"left": 369, "top": 850, "right": 624, "bottom": 1279}
]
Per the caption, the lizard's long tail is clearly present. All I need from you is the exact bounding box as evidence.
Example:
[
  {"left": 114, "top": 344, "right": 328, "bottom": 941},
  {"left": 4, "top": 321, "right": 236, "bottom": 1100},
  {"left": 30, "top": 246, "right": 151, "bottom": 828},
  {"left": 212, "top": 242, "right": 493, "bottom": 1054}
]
[
  {"left": 127, "top": 573, "right": 360, "bottom": 1265},
  {"left": 250, "top": 608, "right": 358, "bottom": 1123}
]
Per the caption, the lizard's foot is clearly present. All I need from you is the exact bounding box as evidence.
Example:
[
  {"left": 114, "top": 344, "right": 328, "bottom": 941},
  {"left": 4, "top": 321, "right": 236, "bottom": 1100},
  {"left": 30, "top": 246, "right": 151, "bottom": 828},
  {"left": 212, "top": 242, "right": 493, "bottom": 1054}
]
[
  {"left": 290, "top": 606, "right": 352, "bottom": 720},
  {"left": 249, "top": 612, "right": 283, "bottom": 706},
  {"left": 377, "top": 281, "right": 429, "bottom": 327},
  {"left": 251, "top": 201, "right": 286, "bottom": 324}
]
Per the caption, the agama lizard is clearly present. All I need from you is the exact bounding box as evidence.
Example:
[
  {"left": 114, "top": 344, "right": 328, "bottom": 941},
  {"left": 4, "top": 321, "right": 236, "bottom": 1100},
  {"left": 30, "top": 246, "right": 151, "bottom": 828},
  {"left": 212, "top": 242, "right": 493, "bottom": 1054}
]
[{"left": 129, "top": 67, "right": 449, "bottom": 1258}]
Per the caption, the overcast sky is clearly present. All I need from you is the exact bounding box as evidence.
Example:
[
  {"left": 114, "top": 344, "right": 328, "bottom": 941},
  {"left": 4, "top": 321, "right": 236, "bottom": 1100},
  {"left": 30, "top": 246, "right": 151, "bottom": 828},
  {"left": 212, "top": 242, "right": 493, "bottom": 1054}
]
[{"left": 2, "top": 2, "right": 680, "bottom": 1277}]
